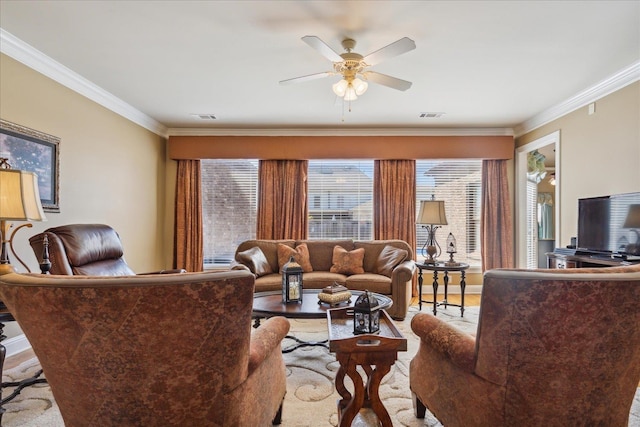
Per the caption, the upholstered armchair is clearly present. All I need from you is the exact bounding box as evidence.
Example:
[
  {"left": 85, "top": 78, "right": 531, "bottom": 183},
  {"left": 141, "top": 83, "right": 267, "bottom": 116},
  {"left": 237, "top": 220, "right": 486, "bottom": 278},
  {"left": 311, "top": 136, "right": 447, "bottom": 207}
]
[
  {"left": 29, "top": 223, "right": 183, "bottom": 275},
  {"left": 410, "top": 264, "right": 640, "bottom": 426},
  {"left": 0, "top": 270, "right": 290, "bottom": 426}
]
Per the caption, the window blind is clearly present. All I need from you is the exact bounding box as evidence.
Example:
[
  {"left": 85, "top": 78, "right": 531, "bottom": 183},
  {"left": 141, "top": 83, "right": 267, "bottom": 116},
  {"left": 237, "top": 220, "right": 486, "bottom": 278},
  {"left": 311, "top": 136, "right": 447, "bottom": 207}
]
[
  {"left": 202, "top": 159, "right": 258, "bottom": 267},
  {"left": 526, "top": 178, "right": 538, "bottom": 268},
  {"left": 307, "top": 160, "right": 374, "bottom": 240}
]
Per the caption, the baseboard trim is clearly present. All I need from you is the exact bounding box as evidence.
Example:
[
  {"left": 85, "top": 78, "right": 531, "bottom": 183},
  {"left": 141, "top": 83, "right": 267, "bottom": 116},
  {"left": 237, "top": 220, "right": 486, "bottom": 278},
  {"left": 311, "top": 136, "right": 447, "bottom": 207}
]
[{"left": 3, "top": 334, "right": 32, "bottom": 358}]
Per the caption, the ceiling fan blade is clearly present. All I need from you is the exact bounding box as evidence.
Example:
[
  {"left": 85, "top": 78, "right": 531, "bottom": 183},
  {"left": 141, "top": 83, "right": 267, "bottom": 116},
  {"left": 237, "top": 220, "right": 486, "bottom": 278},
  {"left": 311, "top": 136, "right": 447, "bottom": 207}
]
[
  {"left": 279, "top": 71, "right": 334, "bottom": 85},
  {"left": 362, "top": 37, "right": 416, "bottom": 66},
  {"left": 302, "top": 35, "right": 344, "bottom": 62},
  {"left": 362, "top": 71, "right": 412, "bottom": 91}
]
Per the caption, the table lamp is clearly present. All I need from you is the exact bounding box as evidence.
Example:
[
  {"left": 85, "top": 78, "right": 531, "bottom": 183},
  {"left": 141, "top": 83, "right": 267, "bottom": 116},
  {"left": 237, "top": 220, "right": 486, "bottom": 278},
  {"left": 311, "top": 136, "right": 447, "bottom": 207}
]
[
  {"left": 0, "top": 158, "right": 47, "bottom": 275},
  {"left": 417, "top": 197, "right": 447, "bottom": 263}
]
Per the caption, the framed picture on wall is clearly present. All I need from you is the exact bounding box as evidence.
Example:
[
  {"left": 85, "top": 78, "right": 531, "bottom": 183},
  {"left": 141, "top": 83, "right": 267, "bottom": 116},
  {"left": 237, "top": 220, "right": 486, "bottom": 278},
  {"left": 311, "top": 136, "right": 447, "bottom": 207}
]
[{"left": 0, "top": 119, "right": 60, "bottom": 212}]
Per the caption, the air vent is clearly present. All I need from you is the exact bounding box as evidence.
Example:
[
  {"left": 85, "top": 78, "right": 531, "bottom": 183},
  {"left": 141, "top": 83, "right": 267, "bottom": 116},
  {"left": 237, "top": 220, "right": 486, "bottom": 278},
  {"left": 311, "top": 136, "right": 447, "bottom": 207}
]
[
  {"left": 419, "top": 112, "right": 445, "bottom": 118},
  {"left": 191, "top": 114, "right": 217, "bottom": 120}
]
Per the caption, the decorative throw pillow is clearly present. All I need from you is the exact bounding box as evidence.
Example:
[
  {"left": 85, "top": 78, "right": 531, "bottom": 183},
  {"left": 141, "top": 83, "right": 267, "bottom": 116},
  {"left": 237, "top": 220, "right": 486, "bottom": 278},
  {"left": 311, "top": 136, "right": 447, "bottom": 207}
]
[
  {"left": 330, "top": 246, "right": 365, "bottom": 275},
  {"left": 277, "top": 243, "right": 313, "bottom": 273},
  {"left": 375, "top": 245, "right": 408, "bottom": 277},
  {"left": 236, "top": 246, "right": 273, "bottom": 277}
]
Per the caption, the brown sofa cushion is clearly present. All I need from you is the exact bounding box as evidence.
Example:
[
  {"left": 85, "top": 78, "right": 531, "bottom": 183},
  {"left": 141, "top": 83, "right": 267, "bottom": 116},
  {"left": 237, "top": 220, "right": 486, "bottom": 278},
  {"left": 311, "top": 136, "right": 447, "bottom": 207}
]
[
  {"left": 330, "top": 246, "right": 365, "bottom": 275},
  {"left": 236, "top": 246, "right": 273, "bottom": 277},
  {"left": 375, "top": 245, "right": 408, "bottom": 277},
  {"left": 301, "top": 240, "right": 355, "bottom": 271},
  {"left": 277, "top": 243, "right": 313, "bottom": 273}
]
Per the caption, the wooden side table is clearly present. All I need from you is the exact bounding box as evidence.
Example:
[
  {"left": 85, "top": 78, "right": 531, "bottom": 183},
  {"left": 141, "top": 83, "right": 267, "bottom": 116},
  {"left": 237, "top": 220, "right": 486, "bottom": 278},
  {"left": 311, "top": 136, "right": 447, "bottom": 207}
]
[
  {"left": 327, "top": 307, "right": 407, "bottom": 427},
  {"left": 415, "top": 262, "right": 470, "bottom": 316}
]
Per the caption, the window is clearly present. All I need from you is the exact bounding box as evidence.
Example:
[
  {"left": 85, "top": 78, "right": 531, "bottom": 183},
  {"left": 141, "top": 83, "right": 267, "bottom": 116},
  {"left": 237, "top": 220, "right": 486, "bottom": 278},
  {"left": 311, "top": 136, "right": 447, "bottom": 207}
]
[
  {"left": 307, "top": 160, "right": 374, "bottom": 240},
  {"left": 202, "top": 159, "right": 258, "bottom": 267},
  {"left": 202, "top": 159, "right": 482, "bottom": 268},
  {"left": 416, "top": 160, "right": 482, "bottom": 267}
]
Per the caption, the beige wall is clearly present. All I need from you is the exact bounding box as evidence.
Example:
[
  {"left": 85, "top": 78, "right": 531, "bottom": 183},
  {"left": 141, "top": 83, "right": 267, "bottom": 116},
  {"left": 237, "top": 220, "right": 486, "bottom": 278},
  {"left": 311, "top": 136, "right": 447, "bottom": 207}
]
[
  {"left": 517, "top": 81, "right": 640, "bottom": 247},
  {"left": 1, "top": 54, "right": 173, "bottom": 339}
]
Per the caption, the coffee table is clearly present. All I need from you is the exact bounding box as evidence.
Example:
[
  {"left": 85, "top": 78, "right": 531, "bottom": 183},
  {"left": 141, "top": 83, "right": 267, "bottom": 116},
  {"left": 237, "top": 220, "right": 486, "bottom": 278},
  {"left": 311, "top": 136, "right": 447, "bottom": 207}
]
[{"left": 253, "top": 289, "right": 393, "bottom": 353}]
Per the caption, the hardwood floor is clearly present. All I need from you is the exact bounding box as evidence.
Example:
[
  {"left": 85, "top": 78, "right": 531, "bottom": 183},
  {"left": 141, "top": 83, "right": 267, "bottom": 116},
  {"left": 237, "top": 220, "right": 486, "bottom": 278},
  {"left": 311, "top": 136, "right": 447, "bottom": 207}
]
[
  {"left": 3, "top": 347, "right": 36, "bottom": 370},
  {"left": 411, "top": 293, "right": 481, "bottom": 307}
]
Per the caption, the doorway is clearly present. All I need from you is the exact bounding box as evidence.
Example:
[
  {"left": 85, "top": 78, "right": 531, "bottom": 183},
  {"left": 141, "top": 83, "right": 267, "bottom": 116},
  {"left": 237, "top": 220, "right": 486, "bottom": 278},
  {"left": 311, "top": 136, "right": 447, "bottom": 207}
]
[{"left": 515, "top": 131, "right": 560, "bottom": 268}]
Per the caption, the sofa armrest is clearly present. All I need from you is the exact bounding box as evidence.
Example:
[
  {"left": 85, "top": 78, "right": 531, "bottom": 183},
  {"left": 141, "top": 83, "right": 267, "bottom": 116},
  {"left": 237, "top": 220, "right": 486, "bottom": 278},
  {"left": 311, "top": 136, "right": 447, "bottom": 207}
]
[
  {"left": 248, "top": 316, "right": 290, "bottom": 373},
  {"left": 230, "top": 260, "right": 251, "bottom": 273},
  {"left": 392, "top": 259, "right": 415, "bottom": 283},
  {"left": 411, "top": 312, "right": 476, "bottom": 373}
]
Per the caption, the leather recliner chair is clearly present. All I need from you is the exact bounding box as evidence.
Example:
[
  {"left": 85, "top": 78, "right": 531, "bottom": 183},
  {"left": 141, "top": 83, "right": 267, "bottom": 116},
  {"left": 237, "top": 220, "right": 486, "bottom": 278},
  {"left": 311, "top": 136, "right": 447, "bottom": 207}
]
[{"left": 29, "top": 223, "right": 182, "bottom": 275}]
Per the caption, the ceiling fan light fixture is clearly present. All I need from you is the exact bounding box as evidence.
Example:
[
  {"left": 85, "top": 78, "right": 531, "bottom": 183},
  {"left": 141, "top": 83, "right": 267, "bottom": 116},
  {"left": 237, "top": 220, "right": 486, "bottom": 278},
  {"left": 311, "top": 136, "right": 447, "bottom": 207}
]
[
  {"left": 352, "top": 78, "right": 368, "bottom": 96},
  {"left": 344, "top": 86, "right": 358, "bottom": 101},
  {"left": 332, "top": 79, "right": 348, "bottom": 97}
]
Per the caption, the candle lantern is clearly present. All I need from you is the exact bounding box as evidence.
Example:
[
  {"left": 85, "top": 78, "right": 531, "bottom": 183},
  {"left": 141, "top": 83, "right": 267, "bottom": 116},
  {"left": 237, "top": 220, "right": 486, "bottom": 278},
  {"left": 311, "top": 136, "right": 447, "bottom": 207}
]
[
  {"left": 353, "top": 290, "right": 381, "bottom": 335},
  {"left": 282, "top": 256, "right": 303, "bottom": 303},
  {"left": 445, "top": 232, "right": 459, "bottom": 266}
]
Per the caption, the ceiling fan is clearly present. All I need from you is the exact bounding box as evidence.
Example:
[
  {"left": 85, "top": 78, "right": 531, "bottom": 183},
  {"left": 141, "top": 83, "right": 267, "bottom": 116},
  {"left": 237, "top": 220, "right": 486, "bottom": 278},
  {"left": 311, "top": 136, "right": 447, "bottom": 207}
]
[{"left": 280, "top": 35, "right": 416, "bottom": 102}]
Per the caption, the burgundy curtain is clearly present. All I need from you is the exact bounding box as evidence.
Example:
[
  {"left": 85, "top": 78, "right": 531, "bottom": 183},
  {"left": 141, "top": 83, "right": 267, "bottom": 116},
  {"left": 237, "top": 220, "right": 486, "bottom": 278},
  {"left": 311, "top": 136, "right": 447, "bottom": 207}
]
[
  {"left": 174, "top": 159, "right": 203, "bottom": 272},
  {"left": 481, "top": 159, "right": 514, "bottom": 271},
  {"left": 374, "top": 160, "right": 418, "bottom": 295},
  {"left": 257, "top": 160, "right": 308, "bottom": 240}
]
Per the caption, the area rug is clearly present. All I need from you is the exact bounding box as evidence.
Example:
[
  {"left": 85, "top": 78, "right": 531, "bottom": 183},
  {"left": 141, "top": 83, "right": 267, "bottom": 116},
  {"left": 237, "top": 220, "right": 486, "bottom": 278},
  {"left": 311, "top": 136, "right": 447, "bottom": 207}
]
[{"left": 3, "top": 306, "right": 640, "bottom": 426}]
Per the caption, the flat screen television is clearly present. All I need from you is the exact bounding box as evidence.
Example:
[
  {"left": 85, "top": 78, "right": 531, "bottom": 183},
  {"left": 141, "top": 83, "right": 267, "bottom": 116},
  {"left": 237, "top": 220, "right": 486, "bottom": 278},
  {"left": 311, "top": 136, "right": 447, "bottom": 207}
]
[{"left": 577, "top": 192, "right": 640, "bottom": 259}]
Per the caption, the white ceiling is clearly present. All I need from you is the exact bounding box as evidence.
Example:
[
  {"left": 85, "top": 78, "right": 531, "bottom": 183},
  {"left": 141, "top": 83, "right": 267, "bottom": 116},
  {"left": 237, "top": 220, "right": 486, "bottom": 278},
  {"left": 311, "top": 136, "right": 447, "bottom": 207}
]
[{"left": 1, "top": 1, "right": 639, "bottom": 136}]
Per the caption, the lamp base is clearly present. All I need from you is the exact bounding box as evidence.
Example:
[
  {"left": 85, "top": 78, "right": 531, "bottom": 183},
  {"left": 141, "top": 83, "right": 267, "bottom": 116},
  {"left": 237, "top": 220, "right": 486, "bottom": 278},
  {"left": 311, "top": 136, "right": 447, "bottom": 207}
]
[
  {"left": 0, "top": 264, "right": 16, "bottom": 276},
  {"left": 424, "top": 245, "right": 438, "bottom": 264}
]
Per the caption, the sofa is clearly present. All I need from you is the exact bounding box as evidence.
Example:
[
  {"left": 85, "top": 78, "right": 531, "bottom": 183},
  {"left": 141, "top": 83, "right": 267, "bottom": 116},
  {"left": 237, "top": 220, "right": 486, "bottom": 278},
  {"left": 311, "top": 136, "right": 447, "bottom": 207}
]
[
  {"left": 230, "top": 239, "right": 416, "bottom": 320},
  {"left": 0, "top": 270, "right": 290, "bottom": 426},
  {"left": 409, "top": 264, "right": 640, "bottom": 426}
]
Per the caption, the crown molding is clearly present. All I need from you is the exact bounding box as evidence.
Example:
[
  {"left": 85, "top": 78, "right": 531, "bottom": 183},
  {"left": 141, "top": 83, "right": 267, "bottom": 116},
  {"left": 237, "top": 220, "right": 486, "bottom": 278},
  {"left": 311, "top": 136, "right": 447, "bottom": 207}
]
[
  {"left": 0, "top": 29, "right": 168, "bottom": 137},
  {"left": 514, "top": 60, "right": 640, "bottom": 137},
  {"left": 4, "top": 27, "right": 636, "bottom": 141},
  {"left": 166, "top": 127, "right": 514, "bottom": 137}
]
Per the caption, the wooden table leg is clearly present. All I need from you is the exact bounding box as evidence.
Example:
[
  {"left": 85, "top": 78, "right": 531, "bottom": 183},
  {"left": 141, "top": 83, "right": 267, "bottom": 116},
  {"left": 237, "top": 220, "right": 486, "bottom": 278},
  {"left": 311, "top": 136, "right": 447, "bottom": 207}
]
[
  {"left": 367, "top": 363, "right": 393, "bottom": 426},
  {"left": 431, "top": 270, "right": 439, "bottom": 315},
  {"left": 460, "top": 270, "right": 466, "bottom": 317},
  {"left": 335, "top": 364, "right": 351, "bottom": 410},
  {"left": 336, "top": 355, "right": 366, "bottom": 427}
]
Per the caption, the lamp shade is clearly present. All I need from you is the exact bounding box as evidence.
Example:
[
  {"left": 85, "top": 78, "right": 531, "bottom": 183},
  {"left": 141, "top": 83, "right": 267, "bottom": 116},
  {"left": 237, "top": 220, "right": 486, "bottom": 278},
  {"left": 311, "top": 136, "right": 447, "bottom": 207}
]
[
  {"left": 623, "top": 205, "right": 640, "bottom": 228},
  {"left": 332, "top": 79, "right": 348, "bottom": 97},
  {"left": 417, "top": 200, "right": 447, "bottom": 225},
  {"left": 0, "top": 169, "right": 46, "bottom": 221},
  {"left": 352, "top": 78, "right": 368, "bottom": 96}
]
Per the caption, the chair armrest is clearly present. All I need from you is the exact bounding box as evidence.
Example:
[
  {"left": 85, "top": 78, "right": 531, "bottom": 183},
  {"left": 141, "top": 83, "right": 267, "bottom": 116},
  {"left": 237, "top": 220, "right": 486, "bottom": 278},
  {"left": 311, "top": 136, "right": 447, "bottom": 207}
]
[
  {"left": 392, "top": 260, "right": 416, "bottom": 283},
  {"left": 248, "top": 316, "right": 290, "bottom": 373},
  {"left": 411, "top": 312, "right": 476, "bottom": 373}
]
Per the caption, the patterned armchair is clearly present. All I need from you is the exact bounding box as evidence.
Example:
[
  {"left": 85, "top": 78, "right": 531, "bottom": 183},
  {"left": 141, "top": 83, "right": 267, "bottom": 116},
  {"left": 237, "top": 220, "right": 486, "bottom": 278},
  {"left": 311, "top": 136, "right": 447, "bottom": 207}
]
[
  {"left": 410, "top": 264, "right": 640, "bottom": 426},
  {"left": 0, "top": 270, "right": 290, "bottom": 426}
]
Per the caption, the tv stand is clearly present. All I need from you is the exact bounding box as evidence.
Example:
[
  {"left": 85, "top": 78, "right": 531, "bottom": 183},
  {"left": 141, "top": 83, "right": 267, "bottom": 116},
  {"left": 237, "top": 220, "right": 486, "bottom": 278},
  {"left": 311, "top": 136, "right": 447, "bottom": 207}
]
[{"left": 546, "top": 250, "right": 640, "bottom": 269}]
